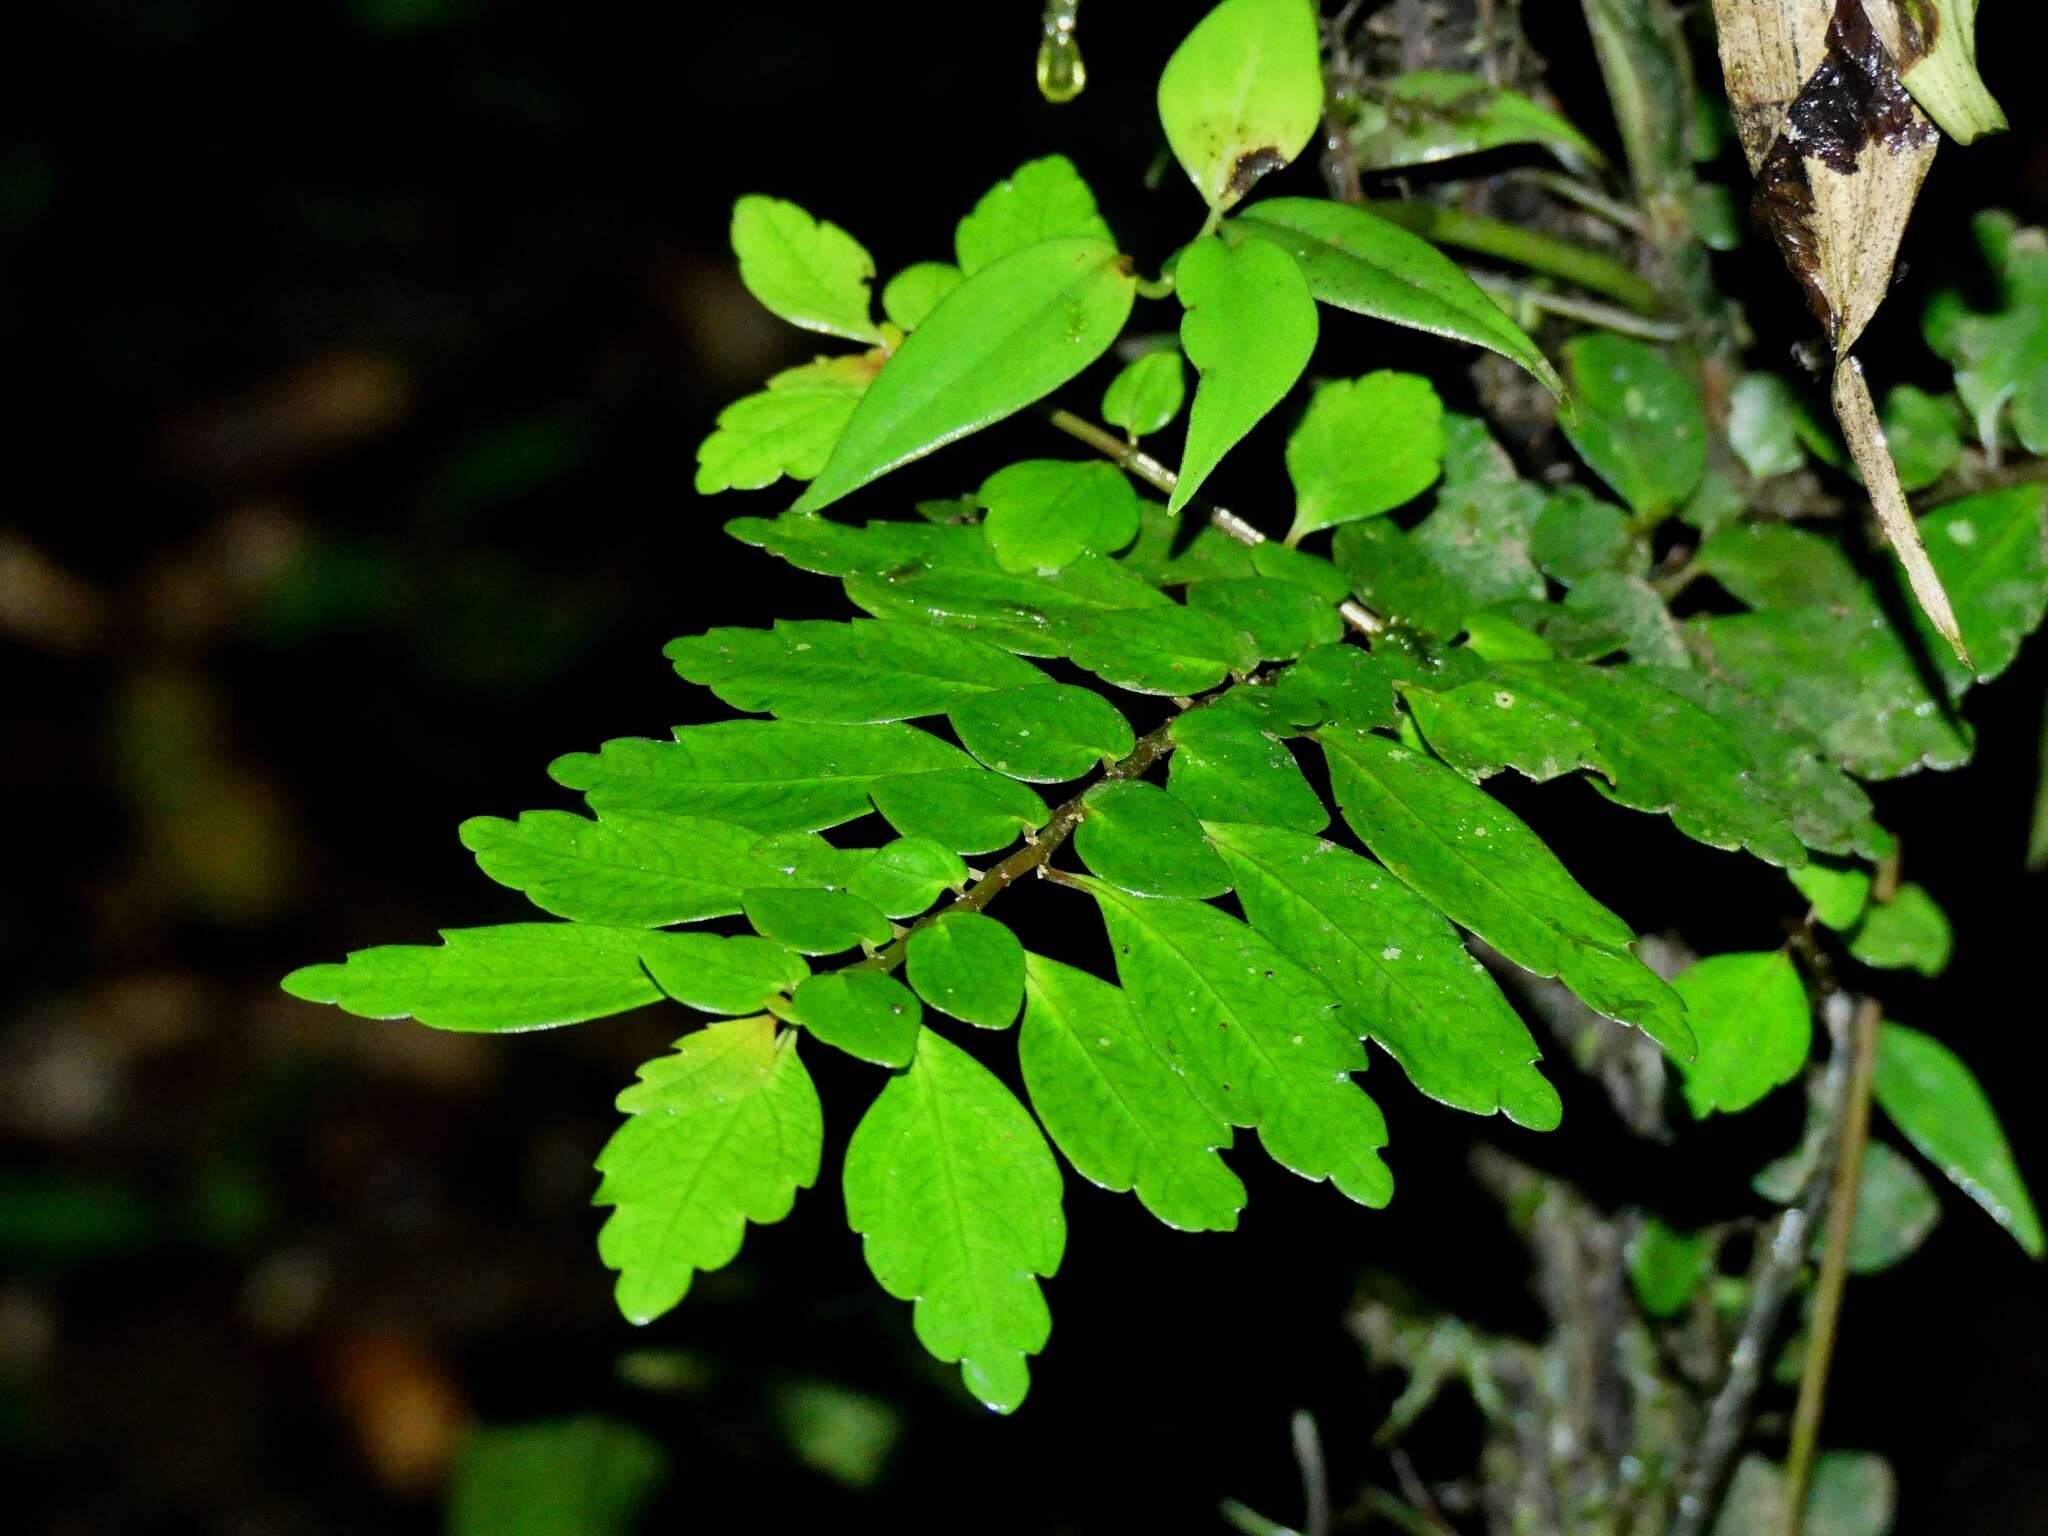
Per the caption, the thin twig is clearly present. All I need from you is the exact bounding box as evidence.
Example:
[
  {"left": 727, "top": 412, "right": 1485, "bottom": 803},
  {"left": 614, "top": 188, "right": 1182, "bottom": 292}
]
[
  {"left": 1387, "top": 1446, "right": 1458, "bottom": 1535},
  {"left": 1469, "top": 272, "right": 1689, "bottom": 342},
  {"left": 1293, "top": 1410, "right": 1331, "bottom": 1536},
  {"left": 1781, "top": 997, "right": 1883, "bottom": 1536}
]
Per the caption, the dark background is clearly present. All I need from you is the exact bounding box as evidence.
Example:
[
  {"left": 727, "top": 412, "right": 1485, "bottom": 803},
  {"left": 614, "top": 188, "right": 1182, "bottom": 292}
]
[{"left": 3, "top": 2, "right": 2044, "bottom": 1531}]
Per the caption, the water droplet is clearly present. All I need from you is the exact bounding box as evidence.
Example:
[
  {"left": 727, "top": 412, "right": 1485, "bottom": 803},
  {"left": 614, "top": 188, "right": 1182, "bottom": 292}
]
[{"left": 1036, "top": 2, "right": 1085, "bottom": 104}]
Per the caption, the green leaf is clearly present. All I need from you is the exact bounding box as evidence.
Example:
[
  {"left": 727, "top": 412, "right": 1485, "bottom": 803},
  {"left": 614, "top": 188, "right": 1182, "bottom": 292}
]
[
  {"left": 1118, "top": 502, "right": 1261, "bottom": 585},
  {"left": 1331, "top": 519, "right": 1470, "bottom": 637},
  {"left": 1172, "top": 235, "right": 1318, "bottom": 514},
  {"left": 1284, "top": 372, "right": 1446, "bottom": 541},
  {"left": 667, "top": 619, "right": 1042, "bottom": 723},
  {"left": 1669, "top": 950, "right": 1809, "bottom": 1117},
  {"left": 728, "top": 513, "right": 996, "bottom": 580},
  {"left": 1561, "top": 573, "right": 1688, "bottom": 667},
  {"left": 866, "top": 767, "right": 1049, "bottom": 855},
  {"left": 948, "top": 683, "right": 1135, "bottom": 782},
  {"left": 595, "top": 1018, "right": 823, "bottom": 1324},
  {"left": 1531, "top": 489, "right": 1633, "bottom": 585},
  {"left": 742, "top": 887, "right": 891, "bottom": 956},
  {"left": 1250, "top": 540, "right": 1351, "bottom": 603},
  {"left": 1185, "top": 576, "right": 1343, "bottom": 660},
  {"left": 695, "top": 355, "right": 873, "bottom": 495},
  {"left": 1206, "top": 821, "right": 1560, "bottom": 1128},
  {"left": 1910, "top": 484, "right": 2048, "bottom": 699},
  {"left": 843, "top": 838, "right": 969, "bottom": 917},
  {"left": 1629, "top": 1217, "right": 1707, "bottom": 1318},
  {"left": 1156, "top": 0, "right": 1322, "bottom": 212},
  {"left": 283, "top": 923, "right": 666, "bottom": 1032},
  {"left": 638, "top": 932, "right": 810, "bottom": 1014},
  {"left": 1924, "top": 211, "right": 2048, "bottom": 455},
  {"left": 1874, "top": 1022, "right": 2043, "bottom": 1257},
  {"left": 1847, "top": 883, "right": 1953, "bottom": 977},
  {"left": 1788, "top": 859, "right": 1873, "bottom": 931},
  {"left": 844, "top": 1028, "right": 1065, "bottom": 1412},
  {"left": 1882, "top": 384, "right": 1962, "bottom": 491},
  {"left": 847, "top": 546, "right": 1168, "bottom": 658},
  {"left": 1410, "top": 416, "right": 1548, "bottom": 607},
  {"left": 790, "top": 970, "right": 922, "bottom": 1067},
  {"left": 1018, "top": 954, "right": 1244, "bottom": 1232},
  {"left": 1320, "top": 726, "right": 1693, "bottom": 1056},
  {"left": 881, "top": 261, "right": 962, "bottom": 330},
  {"left": 1350, "top": 70, "right": 1602, "bottom": 174},
  {"left": 730, "top": 196, "right": 883, "bottom": 344},
  {"left": 460, "top": 810, "right": 798, "bottom": 927},
  {"left": 1078, "top": 877, "right": 1393, "bottom": 1206},
  {"left": 1459, "top": 611, "right": 1553, "bottom": 662},
  {"left": 448, "top": 1416, "right": 669, "bottom": 1536},
  {"left": 977, "top": 459, "right": 1142, "bottom": 572},
  {"left": 906, "top": 912, "right": 1025, "bottom": 1029},
  {"left": 1727, "top": 373, "right": 1810, "bottom": 480},
  {"left": 1167, "top": 696, "right": 1327, "bottom": 831},
  {"left": 1101, "top": 350, "right": 1187, "bottom": 440},
  {"left": 1845, "top": 1141, "right": 1941, "bottom": 1274},
  {"left": 1694, "top": 522, "right": 1865, "bottom": 612},
  {"left": 1227, "top": 197, "right": 1560, "bottom": 396},
  {"left": 1058, "top": 602, "right": 1259, "bottom": 694},
  {"left": 1075, "top": 779, "right": 1232, "bottom": 898},
  {"left": 954, "top": 155, "right": 1113, "bottom": 275},
  {"left": 1403, "top": 661, "right": 1807, "bottom": 867},
  {"left": 1267, "top": 641, "right": 1399, "bottom": 731},
  {"left": 791, "top": 238, "right": 1136, "bottom": 515},
  {"left": 1557, "top": 334, "right": 1706, "bottom": 518}
]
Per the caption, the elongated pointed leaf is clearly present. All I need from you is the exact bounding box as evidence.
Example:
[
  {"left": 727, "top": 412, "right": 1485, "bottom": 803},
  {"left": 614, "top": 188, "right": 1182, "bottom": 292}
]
[
  {"left": 1018, "top": 954, "right": 1244, "bottom": 1231},
  {"left": 1207, "top": 821, "right": 1560, "bottom": 1129},
  {"left": 283, "top": 923, "right": 668, "bottom": 1032},
  {"left": 639, "top": 932, "right": 809, "bottom": 1015},
  {"left": 1156, "top": 0, "right": 1323, "bottom": 212},
  {"left": 1873, "top": 1022, "right": 2043, "bottom": 1258},
  {"left": 1172, "top": 235, "right": 1318, "bottom": 514},
  {"left": 730, "top": 196, "right": 884, "bottom": 344},
  {"left": 844, "top": 1029, "right": 1066, "bottom": 1412},
  {"left": 949, "top": 683, "right": 1135, "bottom": 783},
  {"left": 1320, "top": 726, "right": 1693, "bottom": 1056},
  {"left": 1351, "top": 70, "right": 1602, "bottom": 173},
  {"left": 792, "top": 238, "right": 1136, "bottom": 514},
  {"left": 1229, "top": 197, "right": 1560, "bottom": 395},
  {"left": 666, "top": 619, "right": 1041, "bottom": 723},
  {"left": 1057, "top": 602, "right": 1259, "bottom": 694},
  {"left": 595, "top": 1017, "right": 823, "bottom": 1323},
  {"left": 742, "top": 887, "right": 891, "bottom": 956},
  {"left": 1077, "top": 877, "right": 1393, "bottom": 1206},
  {"left": 906, "top": 912, "right": 1025, "bottom": 1029},
  {"left": 1669, "top": 950, "right": 1810, "bottom": 1117}
]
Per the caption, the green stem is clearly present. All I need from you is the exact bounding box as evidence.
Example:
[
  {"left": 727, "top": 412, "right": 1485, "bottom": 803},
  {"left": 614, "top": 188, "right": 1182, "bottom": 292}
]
[
  {"left": 1364, "top": 199, "right": 1665, "bottom": 316},
  {"left": 1781, "top": 997, "right": 1882, "bottom": 1536}
]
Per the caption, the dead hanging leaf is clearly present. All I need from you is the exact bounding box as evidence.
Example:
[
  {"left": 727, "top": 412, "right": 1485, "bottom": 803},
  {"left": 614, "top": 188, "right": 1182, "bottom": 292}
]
[{"left": 1709, "top": 0, "right": 1970, "bottom": 664}]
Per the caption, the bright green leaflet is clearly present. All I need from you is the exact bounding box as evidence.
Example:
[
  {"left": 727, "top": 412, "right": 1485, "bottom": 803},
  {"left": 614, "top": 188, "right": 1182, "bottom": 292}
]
[
  {"left": 729, "top": 196, "right": 883, "bottom": 345},
  {"left": 1156, "top": 0, "right": 1322, "bottom": 212},
  {"left": 1284, "top": 371, "right": 1447, "bottom": 541},
  {"left": 1018, "top": 953, "right": 1244, "bottom": 1232},
  {"left": 694, "top": 355, "right": 871, "bottom": 495},
  {"left": 1788, "top": 859, "right": 1873, "bottom": 932},
  {"left": 847, "top": 546, "right": 1167, "bottom": 659},
  {"left": 1847, "top": 883, "right": 1953, "bottom": 978},
  {"left": 1172, "top": 235, "right": 1319, "bottom": 514},
  {"left": 727, "top": 513, "right": 996, "bottom": 580},
  {"left": 1629, "top": 1217, "right": 1707, "bottom": 1318},
  {"left": 790, "top": 971, "right": 923, "bottom": 1067},
  {"left": 282, "top": 923, "right": 670, "bottom": 1033},
  {"left": 1320, "top": 726, "right": 1694, "bottom": 1057},
  {"left": 1206, "top": 821, "right": 1561, "bottom": 1130},
  {"left": 1251, "top": 540, "right": 1351, "bottom": 602},
  {"left": 865, "top": 767, "right": 1050, "bottom": 855},
  {"left": 1727, "top": 373, "right": 1809, "bottom": 480},
  {"left": 977, "top": 459, "right": 1142, "bottom": 572},
  {"left": 1349, "top": 70, "right": 1602, "bottom": 173},
  {"left": 638, "top": 932, "right": 809, "bottom": 1015},
  {"left": 906, "top": 912, "right": 1026, "bottom": 1029},
  {"left": 1909, "top": 485, "right": 2048, "bottom": 699},
  {"left": 1883, "top": 384, "right": 1962, "bottom": 491},
  {"left": 792, "top": 237, "right": 1136, "bottom": 515},
  {"left": 1079, "top": 876, "right": 1394, "bottom": 1207},
  {"left": 843, "top": 838, "right": 968, "bottom": 917},
  {"left": 954, "top": 154, "right": 1113, "bottom": 275},
  {"left": 1266, "top": 641, "right": 1399, "bottom": 730},
  {"left": 1074, "top": 779, "right": 1232, "bottom": 898},
  {"left": 741, "top": 887, "right": 891, "bottom": 956},
  {"left": 1226, "top": 197, "right": 1560, "bottom": 396},
  {"left": 881, "top": 261, "right": 962, "bottom": 330},
  {"left": 1843, "top": 1141, "right": 1942, "bottom": 1275},
  {"left": 551, "top": 719, "right": 1044, "bottom": 845},
  {"left": 1558, "top": 333, "right": 1706, "bottom": 518},
  {"left": 595, "top": 1017, "right": 823, "bottom": 1323},
  {"left": 948, "top": 683, "right": 1135, "bottom": 783},
  {"left": 1400, "top": 676, "right": 1606, "bottom": 785},
  {"left": 1184, "top": 576, "right": 1343, "bottom": 660},
  {"left": 1531, "top": 489, "right": 1633, "bottom": 585},
  {"left": 1460, "top": 612, "right": 1553, "bottom": 662},
  {"left": 1167, "top": 697, "right": 1327, "bottom": 832},
  {"left": 1101, "top": 350, "right": 1187, "bottom": 439},
  {"left": 448, "top": 1416, "right": 669, "bottom": 1536},
  {"left": 1668, "top": 950, "right": 1809, "bottom": 1118},
  {"left": 1873, "top": 1022, "right": 2044, "bottom": 1258},
  {"left": 1924, "top": 210, "right": 2048, "bottom": 455},
  {"left": 1331, "top": 520, "right": 1470, "bottom": 637},
  {"left": 666, "top": 618, "right": 1041, "bottom": 724},
  {"left": 460, "top": 809, "right": 811, "bottom": 927},
  {"left": 1057, "top": 602, "right": 1259, "bottom": 694},
  {"left": 843, "top": 1028, "right": 1066, "bottom": 1413}
]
